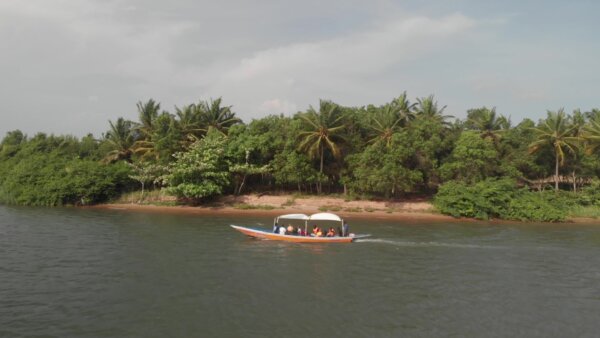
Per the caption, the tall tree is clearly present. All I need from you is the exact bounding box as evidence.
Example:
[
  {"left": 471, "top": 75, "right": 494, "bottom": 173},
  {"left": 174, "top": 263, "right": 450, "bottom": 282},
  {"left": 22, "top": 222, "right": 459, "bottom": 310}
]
[
  {"left": 465, "top": 107, "right": 510, "bottom": 143},
  {"left": 175, "top": 104, "right": 203, "bottom": 145},
  {"left": 297, "top": 100, "right": 347, "bottom": 193},
  {"left": 528, "top": 109, "right": 580, "bottom": 191},
  {"left": 368, "top": 104, "right": 405, "bottom": 147},
  {"left": 584, "top": 119, "right": 600, "bottom": 153},
  {"left": 135, "top": 99, "right": 161, "bottom": 139},
  {"left": 415, "top": 95, "right": 453, "bottom": 125},
  {"left": 103, "top": 118, "right": 136, "bottom": 163},
  {"left": 390, "top": 91, "right": 417, "bottom": 126},
  {"left": 197, "top": 97, "right": 241, "bottom": 135}
]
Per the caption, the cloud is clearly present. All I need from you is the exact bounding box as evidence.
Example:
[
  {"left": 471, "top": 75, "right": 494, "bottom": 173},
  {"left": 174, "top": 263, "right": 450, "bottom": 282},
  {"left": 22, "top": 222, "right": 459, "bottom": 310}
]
[{"left": 209, "top": 13, "right": 476, "bottom": 119}]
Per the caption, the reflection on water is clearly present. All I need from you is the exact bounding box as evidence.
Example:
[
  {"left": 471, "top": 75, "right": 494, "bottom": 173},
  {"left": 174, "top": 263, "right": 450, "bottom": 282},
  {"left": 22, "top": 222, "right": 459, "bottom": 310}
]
[{"left": 2, "top": 205, "right": 600, "bottom": 337}]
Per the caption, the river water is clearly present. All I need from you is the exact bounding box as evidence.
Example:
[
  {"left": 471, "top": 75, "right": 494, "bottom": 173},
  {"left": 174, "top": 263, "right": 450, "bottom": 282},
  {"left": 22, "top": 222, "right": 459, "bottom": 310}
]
[{"left": 2, "top": 205, "right": 600, "bottom": 337}]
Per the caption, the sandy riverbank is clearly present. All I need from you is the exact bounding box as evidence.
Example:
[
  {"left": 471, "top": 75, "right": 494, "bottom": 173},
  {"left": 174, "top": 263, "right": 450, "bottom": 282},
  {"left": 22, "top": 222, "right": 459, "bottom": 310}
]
[
  {"left": 87, "top": 194, "right": 600, "bottom": 224},
  {"left": 88, "top": 194, "right": 461, "bottom": 222}
]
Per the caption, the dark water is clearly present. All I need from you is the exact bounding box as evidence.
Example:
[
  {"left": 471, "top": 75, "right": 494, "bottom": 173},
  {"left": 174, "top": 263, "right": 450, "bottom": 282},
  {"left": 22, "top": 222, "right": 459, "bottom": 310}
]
[{"left": 2, "top": 206, "right": 600, "bottom": 337}]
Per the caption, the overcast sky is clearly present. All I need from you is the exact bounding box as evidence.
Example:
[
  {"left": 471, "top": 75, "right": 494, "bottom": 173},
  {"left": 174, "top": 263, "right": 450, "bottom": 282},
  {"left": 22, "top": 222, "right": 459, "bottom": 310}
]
[{"left": 1, "top": 0, "right": 599, "bottom": 137}]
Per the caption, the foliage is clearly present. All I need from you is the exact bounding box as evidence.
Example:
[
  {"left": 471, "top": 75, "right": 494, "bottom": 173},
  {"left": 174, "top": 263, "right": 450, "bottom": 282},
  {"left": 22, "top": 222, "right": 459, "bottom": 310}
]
[
  {"left": 434, "top": 178, "right": 566, "bottom": 222},
  {"left": 166, "top": 130, "right": 230, "bottom": 200},
  {"left": 0, "top": 133, "right": 132, "bottom": 206},
  {"left": 440, "top": 131, "right": 500, "bottom": 183},
  {"left": 5, "top": 93, "right": 600, "bottom": 224}
]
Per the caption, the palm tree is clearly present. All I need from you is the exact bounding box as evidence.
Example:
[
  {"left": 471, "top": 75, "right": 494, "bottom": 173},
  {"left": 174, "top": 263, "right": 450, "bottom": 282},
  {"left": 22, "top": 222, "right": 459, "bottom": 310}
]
[
  {"left": 583, "top": 117, "right": 600, "bottom": 155},
  {"left": 197, "top": 97, "right": 241, "bottom": 135},
  {"left": 135, "top": 99, "right": 161, "bottom": 138},
  {"left": 415, "top": 95, "right": 453, "bottom": 125},
  {"left": 368, "top": 104, "right": 405, "bottom": 147},
  {"left": 175, "top": 104, "right": 203, "bottom": 145},
  {"left": 466, "top": 107, "right": 510, "bottom": 143},
  {"left": 390, "top": 91, "right": 417, "bottom": 126},
  {"left": 102, "top": 118, "right": 136, "bottom": 163},
  {"left": 297, "top": 100, "right": 347, "bottom": 193},
  {"left": 528, "top": 109, "right": 580, "bottom": 191}
]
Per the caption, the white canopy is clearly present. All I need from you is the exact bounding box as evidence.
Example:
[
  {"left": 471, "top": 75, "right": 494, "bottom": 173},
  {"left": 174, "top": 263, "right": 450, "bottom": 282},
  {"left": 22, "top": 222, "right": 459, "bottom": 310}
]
[
  {"left": 308, "top": 213, "right": 343, "bottom": 222},
  {"left": 276, "top": 214, "right": 309, "bottom": 221}
]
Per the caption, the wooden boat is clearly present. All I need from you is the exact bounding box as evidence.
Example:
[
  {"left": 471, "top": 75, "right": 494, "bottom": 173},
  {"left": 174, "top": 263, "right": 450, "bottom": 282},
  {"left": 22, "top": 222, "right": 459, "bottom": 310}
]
[{"left": 230, "top": 213, "right": 370, "bottom": 243}]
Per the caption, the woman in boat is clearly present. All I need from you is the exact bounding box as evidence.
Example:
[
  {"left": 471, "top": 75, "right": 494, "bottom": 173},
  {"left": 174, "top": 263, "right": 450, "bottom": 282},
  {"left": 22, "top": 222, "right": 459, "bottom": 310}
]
[
  {"left": 326, "top": 227, "right": 336, "bottom": 237},
  {"left": 312, "top": 225, "right": 319, "bottom": 236}
]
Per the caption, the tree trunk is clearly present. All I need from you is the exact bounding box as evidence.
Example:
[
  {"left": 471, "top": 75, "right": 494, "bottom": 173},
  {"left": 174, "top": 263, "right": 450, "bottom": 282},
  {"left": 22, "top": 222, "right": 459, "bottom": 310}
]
[
  {"left": 237, "top": 174, "right": 247, "bottom": 195},
  {"left": 318, "top": 146, "right": 324, "bottom": 194},
  {"left": 572, "top": 170, "right": 576, "bottom": 192},
  {"left": 555, "top": 155, "right": 559, "bottom": 192},
  {"left": 140, "top": 182, "right": 145, "bottom": 203}
]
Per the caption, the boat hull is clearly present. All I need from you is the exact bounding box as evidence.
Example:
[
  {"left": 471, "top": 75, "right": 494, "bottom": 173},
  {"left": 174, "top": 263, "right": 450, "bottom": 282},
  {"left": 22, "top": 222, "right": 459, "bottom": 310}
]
[{"left": 230, "top": 225, "right": 355, "bottom": 243}]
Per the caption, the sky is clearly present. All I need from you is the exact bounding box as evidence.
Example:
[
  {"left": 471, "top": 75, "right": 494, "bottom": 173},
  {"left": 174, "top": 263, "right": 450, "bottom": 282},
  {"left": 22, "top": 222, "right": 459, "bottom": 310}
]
[{"left": 1, "top": 0, "right": 599, "bottom": 137}]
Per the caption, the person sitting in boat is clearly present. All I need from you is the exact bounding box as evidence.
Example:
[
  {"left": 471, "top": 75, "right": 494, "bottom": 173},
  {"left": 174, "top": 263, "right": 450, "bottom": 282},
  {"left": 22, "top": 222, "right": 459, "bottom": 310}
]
[
  {"left": 287, "top": 224, "right": 294, "bottom": 234},
  {"left": 273, "top": 223, "right": 280, "bottom": 233},
  {"left": 312, "top": 225, "right": 319, "bottom": 236},
  {"left": 326, "top": 227, "right": 336, "bottom": 237},
  {"left": 316, "top": 228, "right": 324, "bottom": 237},
  {"left": 342, "top": 222, "right": 349, "bottom": 237},
  {"left": 296, "top": 226, "right": 303, "bottom": 236},
  {"left": 278, "top": 225, "right": 287, "bottom": 235}
]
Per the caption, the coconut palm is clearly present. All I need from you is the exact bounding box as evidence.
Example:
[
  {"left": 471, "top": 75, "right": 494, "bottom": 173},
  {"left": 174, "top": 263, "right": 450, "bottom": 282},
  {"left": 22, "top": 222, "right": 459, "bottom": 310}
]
[
  {"left": 368, "top": 104, "right": 405, "bottom": 147},
  {"left": 131, "top": 99, "right": 162, "bottom": 159},
  {"left": 528, "top": 109, "right": 580, "bottom": 191},
  {"left": 135, "top": 99, "right": 161, "bottom": 139},
  {"left": 297, "top": 100, "right": 347, "bottom": 193},
  {"left": 175, "top": 104, "right": 203, "bottom": 145},
  {"left": 197, "top": 97, "right": 241, "bottom": 135},
  {"left": 466, "top": 107, "right": 510, "bottom": 143},
  {"left": 103, "top": 118, "right": 136, "bottom": 163},
  {"left": 415, "top": 95, "right": 453, "bottom": 125},
  {"left": 390, "top": 91, "right": 417, "bottom": 126},
  {"left": 583, "top": 117, "right": 600, "bottom": 155}
]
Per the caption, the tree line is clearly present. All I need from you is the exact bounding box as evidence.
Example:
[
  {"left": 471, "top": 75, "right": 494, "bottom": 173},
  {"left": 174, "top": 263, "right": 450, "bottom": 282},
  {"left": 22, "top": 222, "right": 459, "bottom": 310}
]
[{"left": 2, "top": 93, "right": 600, "bottom": 220}]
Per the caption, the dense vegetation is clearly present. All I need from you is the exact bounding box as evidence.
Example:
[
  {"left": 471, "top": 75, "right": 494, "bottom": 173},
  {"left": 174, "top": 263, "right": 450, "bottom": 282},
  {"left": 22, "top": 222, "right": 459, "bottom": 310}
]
[{"left": 2, "top": 94, "right": 600, "bottom": 221}]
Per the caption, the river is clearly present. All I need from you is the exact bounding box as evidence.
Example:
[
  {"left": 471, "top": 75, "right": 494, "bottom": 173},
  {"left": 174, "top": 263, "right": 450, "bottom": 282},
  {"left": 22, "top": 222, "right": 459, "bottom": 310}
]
[{"left": 2, "top": 205, "right": 600, "bottom": 337}]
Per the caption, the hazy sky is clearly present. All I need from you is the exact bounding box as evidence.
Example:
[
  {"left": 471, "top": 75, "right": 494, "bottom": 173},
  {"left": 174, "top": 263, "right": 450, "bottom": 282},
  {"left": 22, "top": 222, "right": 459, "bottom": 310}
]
[{"left": 1, "top": 0, "right": 599, "bottom": 137}]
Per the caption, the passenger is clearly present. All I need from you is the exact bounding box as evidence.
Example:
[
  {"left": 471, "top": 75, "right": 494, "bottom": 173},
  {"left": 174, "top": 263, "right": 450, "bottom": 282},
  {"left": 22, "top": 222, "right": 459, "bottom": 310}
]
[
  {"left": 342, "top": 222, "right": 349, "bottom": 237},
  {"left": 296, "top": 226, "right": 302, "bottom": 236},
  {"left": 278, "top": 226, "right": 286, "bottom": 235},
  {"left": 287, "top": 224, "right": 294, "bottom": 234},
  {"left": 312, "top": 225, "right": 319, "bottom": 236},
  {"left": 316, "top": 228, "right": 323, "bottom": 237},
  {"left": 326, "top": 227, "right": 335, "bottom": 237},
  {"left": 273, "top": 223, "right": 280, "bottom": 233}
]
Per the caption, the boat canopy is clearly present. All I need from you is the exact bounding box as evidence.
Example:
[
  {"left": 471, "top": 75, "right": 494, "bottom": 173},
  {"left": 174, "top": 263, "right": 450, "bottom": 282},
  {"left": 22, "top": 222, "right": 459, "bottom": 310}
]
[
  {"left": 276, "top": 214, "right": 310, "bottom": 221},
  {"left": 308, "top": 213, "right": 343, "bottom": 222}
]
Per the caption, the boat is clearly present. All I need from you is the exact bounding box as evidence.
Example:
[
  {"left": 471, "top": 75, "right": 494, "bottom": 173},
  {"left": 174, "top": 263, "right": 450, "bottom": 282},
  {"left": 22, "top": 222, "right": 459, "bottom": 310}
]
[{"left": 230, "top": 212, "right": 370, "bottom": 243}]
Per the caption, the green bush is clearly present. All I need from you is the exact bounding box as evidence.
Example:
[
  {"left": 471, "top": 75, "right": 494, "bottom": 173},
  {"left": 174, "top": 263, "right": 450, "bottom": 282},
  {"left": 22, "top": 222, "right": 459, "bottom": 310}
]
[{"left": 434, "top": 178, "right": 567, "bottom": 222}]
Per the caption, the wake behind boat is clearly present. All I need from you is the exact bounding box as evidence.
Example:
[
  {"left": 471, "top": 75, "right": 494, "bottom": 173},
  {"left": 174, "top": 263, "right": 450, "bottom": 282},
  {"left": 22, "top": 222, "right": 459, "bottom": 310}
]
[{"left": 230, "top": 212, "right": 370, "bottom": 243}]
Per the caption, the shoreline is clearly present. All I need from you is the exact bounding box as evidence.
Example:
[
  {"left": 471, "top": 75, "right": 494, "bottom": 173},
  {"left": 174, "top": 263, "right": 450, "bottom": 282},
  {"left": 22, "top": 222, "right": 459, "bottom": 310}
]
[
  {"left": 81, "top": 193, "right": 600, "bottom": 225},
  {"left": 87, "top": 203, "right": 462, "bottom": 222}
]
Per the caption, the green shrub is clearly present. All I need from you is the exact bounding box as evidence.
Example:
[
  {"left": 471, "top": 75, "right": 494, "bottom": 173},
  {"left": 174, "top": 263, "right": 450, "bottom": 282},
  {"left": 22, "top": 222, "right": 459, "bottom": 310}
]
[{"left": 434, "top": 178, "right": 567, "bottom": 222}]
